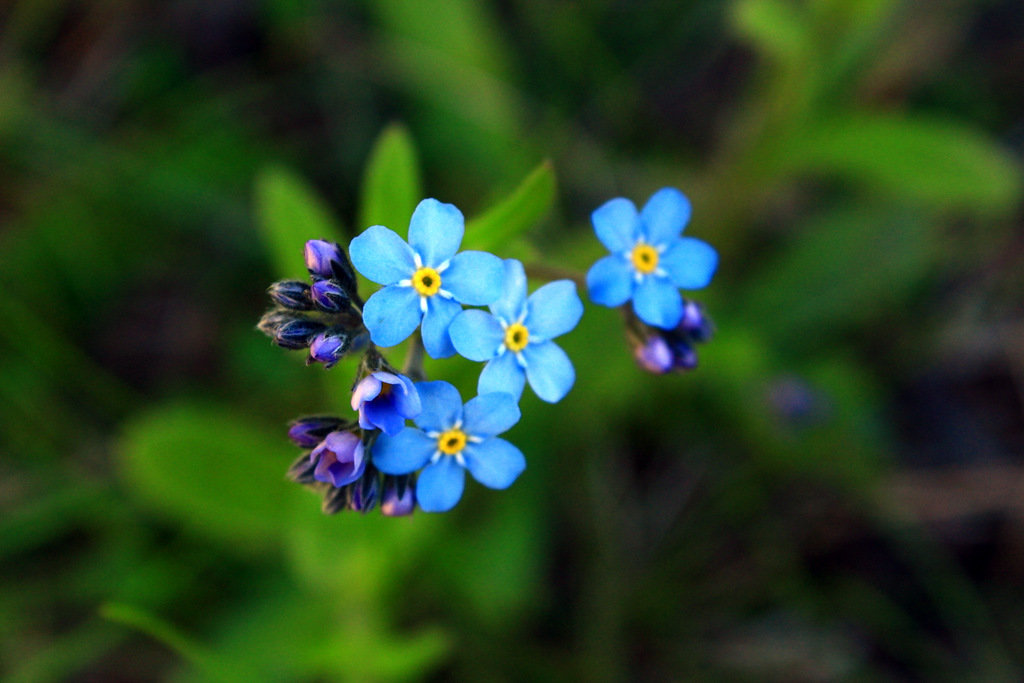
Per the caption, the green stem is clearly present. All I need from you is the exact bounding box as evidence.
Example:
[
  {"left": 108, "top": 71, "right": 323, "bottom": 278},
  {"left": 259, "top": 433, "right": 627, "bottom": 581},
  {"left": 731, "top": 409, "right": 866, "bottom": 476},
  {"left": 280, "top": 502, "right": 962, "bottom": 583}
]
[{"left": 402, "top": 332, "right": 427, "bottom": 382}]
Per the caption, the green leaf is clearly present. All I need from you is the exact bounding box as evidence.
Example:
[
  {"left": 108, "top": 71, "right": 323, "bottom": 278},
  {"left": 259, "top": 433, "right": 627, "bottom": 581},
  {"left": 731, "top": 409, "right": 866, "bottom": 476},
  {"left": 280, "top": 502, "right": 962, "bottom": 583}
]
[
  {"left": 117, "top": 403, "right": 292, "bottom": 552},
  {"left": 782, "top": 115, "right": 1023, "bottom": 214},
  {"left": 732, "top": 0, "right": 811, "bottom": 66},
  {"left": 463, "top": 160, "right": 557, "bottom": 252},
  {"left": 255, "top": 165, "right": 344, "bottom": 280},
  {"left": 358, "top": 123, "right": 422, "bottom": 231}
]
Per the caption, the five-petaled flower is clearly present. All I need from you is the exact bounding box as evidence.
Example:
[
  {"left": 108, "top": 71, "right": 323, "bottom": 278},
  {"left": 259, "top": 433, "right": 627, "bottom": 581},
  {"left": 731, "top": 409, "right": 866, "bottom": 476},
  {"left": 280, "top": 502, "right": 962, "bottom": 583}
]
[
  {"left": 371, "top": 381, "right": 525, "bottom": 512},
  {"left": 586, "top": 188, "right": 718, "bottom": 329},
  {"left": 449, "top": 259, "right": 583, "bottom": 403},
  {"left": 351, "top": 371, "right": 421, "bottom": 435},
  {"left": 350, "top": 199, "right": 504, "bottom": 358}
]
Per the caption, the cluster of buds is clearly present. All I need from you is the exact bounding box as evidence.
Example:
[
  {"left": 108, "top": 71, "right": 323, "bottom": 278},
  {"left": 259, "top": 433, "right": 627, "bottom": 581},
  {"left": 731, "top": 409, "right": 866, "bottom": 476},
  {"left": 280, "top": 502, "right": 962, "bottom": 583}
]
[
  {"left": 631, "top": 299, "right": 714, "bottom": 374},
  {"left": 257, "top": 240, "right": 366, "bottom": 368},
  {"left": 285, "top": 415, "right": 415, "bottom": 516}
]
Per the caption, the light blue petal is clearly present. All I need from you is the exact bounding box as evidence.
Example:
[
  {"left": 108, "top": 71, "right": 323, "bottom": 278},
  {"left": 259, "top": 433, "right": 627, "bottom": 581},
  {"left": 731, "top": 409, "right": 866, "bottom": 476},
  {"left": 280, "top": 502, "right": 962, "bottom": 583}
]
[
  {"left": 462, "top": 392, "right": 521, "bottom": 438},
  {"left": 660, "top": 237, "right": 718, "bottom": 290},
  {"left": 490, "top": 259, "right": 528, "bottom": 323},
  {"left": 633, "top": 275, "right": 683, "bottom": 329},
  {"left": 639, "top": 187, "right": 691, "bottom": 246},
  {"left": 586, "top": 255, "right": 634, "bottom": 307},
  {"left": 408, "top": 198, "right": 464, "bottom": 266},
  {"left": 413, "top": 380, "right": 463, "bottom": 433},
  {"left": 371, "top": 427, "right": 435, "bottom": 475},
  {"left": 361, "top": 286, "right": 422, "bottom": 347},
  {"left": 421, "top": 295, "right": 462, "bottom": 358},
  {"left": 450, "top": 310, "right": 504, "bottom": 362},
  {"left": 393, "top": 374, "right": 422, "bottom": 418},
  {"left": 416, "top": 456, "right": 466, "bottom": 512},
  {"left": 441, "top": 251, "right": 504, "bottom": 305},
  {"left": 478, "top": 351, "right": 526, "bottom": 401},
  {"left": 524, "top": 280, "right": 583, "bottom": 341},
  {"left": 591, "top": 197, "right": 639, "bottom": 253},
  {"left": 463, "top": 438, "right": 525, "bottom": 490},
  {"left": 349, "top": 225, "right": 415, "bottom": 285},
  {"left": 522, "top": 340, "right": 575, "bottom": 403}
]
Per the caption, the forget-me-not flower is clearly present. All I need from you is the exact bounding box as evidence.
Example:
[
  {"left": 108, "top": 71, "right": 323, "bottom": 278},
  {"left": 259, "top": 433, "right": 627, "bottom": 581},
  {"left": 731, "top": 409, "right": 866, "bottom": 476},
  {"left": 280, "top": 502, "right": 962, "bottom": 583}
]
[
  {"left": 371, "top": 381, "right": 525, "bottom": 512},
  {"left": 350, "top": 199, "right": 504, "bottom": 358},
  {"left": 586, "top": 188, "right": 717, "bottom": 329},
  {"left": 351, "top": 371, "right": 421, "bottom": 435},
  {"left": 449, "top": 259, "right": 583, "bottom": 403}
]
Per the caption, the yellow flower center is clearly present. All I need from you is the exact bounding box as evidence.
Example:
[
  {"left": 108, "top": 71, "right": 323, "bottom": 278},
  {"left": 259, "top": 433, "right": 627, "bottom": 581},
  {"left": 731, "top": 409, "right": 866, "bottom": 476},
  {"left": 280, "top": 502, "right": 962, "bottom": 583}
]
[
  {"left": 504, "top": 323, "right": 529, "bottom": 352},
  {"left": 437, "top": 428, "right": 467, "bottom": 455},
  {"left": 412, "top": 267, "right": 441, "bottom": 296},
  {"left": 630, "top": 244, "right": 659, "bottom": 274}
]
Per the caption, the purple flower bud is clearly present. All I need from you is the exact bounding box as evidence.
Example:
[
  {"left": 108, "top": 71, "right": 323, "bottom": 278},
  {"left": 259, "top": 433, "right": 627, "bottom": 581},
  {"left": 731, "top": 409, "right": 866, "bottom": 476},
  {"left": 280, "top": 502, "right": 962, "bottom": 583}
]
[
  {"left": 267, "top": 280, "right": 313, "bottom": 310},
  {"left": 310, "top": 430, "right": 365, "bottom": 488},
  {"left": 304, "top": 240, "right": 358, "bottom": 293},
  {"left": 257, "top": 309, "right": 295, "bottom": 338},
  {"left": 309, "top": 331, "right": 350, "bottom": 368},
  {"left": 668, "top": 338, "right": 698, "bottom": 370},
  {"left": 634, "top": 336, "right": 674, "bottom": 374},
  {"left": 351, "top": 371, "right": 421, "bottom": 435},
  {"left": 678, "top": 300, "right": 713, "bottom": 343},
  {"left": 380, "top": 475, "right": 415, "bottom": 517},
  {"left": 310, "top": 280, "right": 351, "bottom": 313},
  {"left": 274, "top": 319, "right": 327, "bottom": 349},
  {"left": 322, "top": 484, "right": 351, "bottom": 514},
  {"left": 349, "top": 472, "right": 379, "bottom": 513},
  {"left": 288, "top": 415, "right": 347, "bottom": 448}
]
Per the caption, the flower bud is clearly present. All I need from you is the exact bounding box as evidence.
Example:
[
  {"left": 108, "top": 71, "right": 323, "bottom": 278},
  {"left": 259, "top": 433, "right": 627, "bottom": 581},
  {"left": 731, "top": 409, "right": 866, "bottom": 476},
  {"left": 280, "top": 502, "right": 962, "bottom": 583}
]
[
  {"left": 308, "top": 331, "right": 350, "bottom": 368},
  {"left": 380, "top": 475, "right": 415, "bottom": 517},
  {"left": 286, "top": 452, "right": 319, "bottom": 485},
  {"left": 349, "top": 470, "right": 379, "bottom": 513},
  {"left": 304, "top": 240, "right": 358, "bottom": 294},
  {"left": 667, "top": 338, "right": 698, "bottom": 370},
  {"left": 634, "top": 336, "right": 674, "bottom": 374},
  {"left": 274, "top": 318, "right": 328, "bottom": 350},
  {"left": 322, "top": 484, "right": 351, "bottom": 515},
  {"left": 267, "top": 280, "right": 313, "bottom": 310},
  {"left": 678, "top": 300, "right": 713, "bottom": 343},
  {"left": 287, "top": 415, "right": 348, "bottom": 448},
  {"left": 310, "top": 430, "right": 366, "bottom": 487},
  {"left": 257, "top": 309, "right": 296, "bottom": 338},
  {"left": 310, "top": 280, "right": 351, "bottom": 313}
]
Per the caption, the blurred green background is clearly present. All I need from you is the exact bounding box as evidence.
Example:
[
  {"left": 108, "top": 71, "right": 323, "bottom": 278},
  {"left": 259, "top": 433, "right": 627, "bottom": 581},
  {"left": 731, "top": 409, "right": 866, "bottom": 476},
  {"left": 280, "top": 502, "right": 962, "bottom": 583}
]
[{"left": 2, "top": 0, "right": 1023, "bottom": 680}]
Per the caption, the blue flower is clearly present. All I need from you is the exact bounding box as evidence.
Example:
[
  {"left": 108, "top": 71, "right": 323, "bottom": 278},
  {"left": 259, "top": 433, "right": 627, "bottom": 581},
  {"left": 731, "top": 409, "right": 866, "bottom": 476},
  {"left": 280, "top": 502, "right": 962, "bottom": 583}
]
[
  {"left": 310, "top": 430, "right": 366, "bottom": 487},
  {"left": 449, "top": 259, "right": 582, "bottom": 403},
  {"left": 371, "top": 381, "right": 525, "bottom": 512},
  {"left": 351, "top": 371, "right": 421, "bottom": 436},
  {"left": 586, "top": 188, "right": 717, "bottom": 329},
  {"left": 349, "top": 199, "right": 505, "bottom": 358}
]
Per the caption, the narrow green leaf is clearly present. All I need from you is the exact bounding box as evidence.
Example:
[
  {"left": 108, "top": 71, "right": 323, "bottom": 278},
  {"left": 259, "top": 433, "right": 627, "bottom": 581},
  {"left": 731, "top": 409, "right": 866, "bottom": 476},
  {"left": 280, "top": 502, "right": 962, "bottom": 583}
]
[
  {"left": 732, "top": 0, "right": 811, "bottom": 66},
  {"left": 117, "top": 403, "right": 292, "bottom": 551},
  {"left": 782, "top": 115, "right": 1023, "bottom": 214},
  {"left": 255, "top": 165, "right": 344, "bottom": 280},
  {"left": 358, "top": 123, "right": 422, "bottom": 231},
  {"left": 463, "top": 160, "right": 557, "bottom": 252}
]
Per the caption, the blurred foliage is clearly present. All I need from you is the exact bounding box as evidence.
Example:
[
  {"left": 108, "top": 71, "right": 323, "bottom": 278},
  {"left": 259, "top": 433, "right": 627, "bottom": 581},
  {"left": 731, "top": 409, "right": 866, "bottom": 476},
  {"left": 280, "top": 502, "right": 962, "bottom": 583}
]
[{"left": 1, "top": 0, "right": 1023, "bottom": 680}]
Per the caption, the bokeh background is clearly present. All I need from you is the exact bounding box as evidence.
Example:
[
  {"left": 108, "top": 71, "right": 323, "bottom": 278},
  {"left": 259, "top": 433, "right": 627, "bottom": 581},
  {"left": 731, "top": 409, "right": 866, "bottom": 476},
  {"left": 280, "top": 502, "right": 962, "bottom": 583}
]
[{"left": 2, "top": 0, "right": 1024, "bottom": 680}]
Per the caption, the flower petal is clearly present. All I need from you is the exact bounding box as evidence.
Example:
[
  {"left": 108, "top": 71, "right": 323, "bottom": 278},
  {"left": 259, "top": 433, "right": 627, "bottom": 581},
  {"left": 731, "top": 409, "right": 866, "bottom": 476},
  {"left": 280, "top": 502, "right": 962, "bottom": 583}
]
[
  {"left": 391, "top": 374, "right": 422, "bottom": 418},
  {"left": 350, "top": 374, "right": 383, "bottom": 411},
  {"left": 416, "top": 456, "right": 466, "bottom": 512},
  {"left": 462, "top": 393, "right": 521, "bottom": 438},
  {"left": 660, "top": 237, "right": 718, "bottom": 290},
  {"left": 639, "top": 187, "right": 691, "bottom": 246},
  {"left": 371, "top": 427, "right": 435, "bottom": 475},
  {"left": 450, "top": 310, "right": 504, "bottom": 362},
  {"left": 463, "top": 438, "right": 525, "bottom": 490},
  {"left": 421, "top": 295, "right": 462, "bottom": 358},
  {"left": 413, "top": 380, "right": 463, "bottom": 433},
  {"left": 478, "top": 351, "right": 526, "bottom": 400},
  {"left": 349, "top": 225, "right": 415, "bottom": 285},
  {"left": 441, "top": 251, "right": 504, "bottom": 305},
  {"left": 522, "top": 340, "right": 575, "bottom": 403},
  {"left": 524, "top": 280, "right": 583, "bottom": 341},
  {"left": 591, "top": 197, "right": 639, "bottom": 253},
  {"left": 361, "top": 285, "right": 422, "bottom": 348},
  {"left": 363, "top": 397, "right": 406, "bottom": 436},
  {"left": 489, "top": 259, "right": 528, "bottom": 323},
  {"left": 408, "top": 198, "right": 464, "bottom": 266},
  {"left": 633, "top": 275, "right": 683, "bottom": 329},
  {"left": 586, "top": 255, "right": 633, "bottom": 307}
]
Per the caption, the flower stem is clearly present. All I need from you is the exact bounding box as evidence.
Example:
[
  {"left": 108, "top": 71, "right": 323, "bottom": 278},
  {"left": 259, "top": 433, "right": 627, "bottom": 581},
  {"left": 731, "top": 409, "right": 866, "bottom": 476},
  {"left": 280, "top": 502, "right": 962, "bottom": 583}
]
[{"left": 402, "top": 331, "right": 427, "bottom": 382}]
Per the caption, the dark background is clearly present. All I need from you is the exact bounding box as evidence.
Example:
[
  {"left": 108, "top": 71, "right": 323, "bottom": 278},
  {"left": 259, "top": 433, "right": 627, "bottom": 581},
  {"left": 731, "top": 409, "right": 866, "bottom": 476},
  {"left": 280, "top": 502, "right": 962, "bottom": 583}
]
[{"left": 2, "top": 0, "right": 1024, "bottom": 680}]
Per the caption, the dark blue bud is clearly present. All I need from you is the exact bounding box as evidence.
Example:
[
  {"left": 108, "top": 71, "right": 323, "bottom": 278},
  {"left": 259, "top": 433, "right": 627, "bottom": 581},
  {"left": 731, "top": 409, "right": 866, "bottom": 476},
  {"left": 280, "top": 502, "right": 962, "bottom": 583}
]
[
  {"left": 322, "top": 484, "right": 351, "bottom": 514},
  {"left": 257, "top": 310, "right": 299, "bottom": 338},
  {"left": 634, "top": 336, "right": 674, "bottom": 374},
  {"left": 380, "top": 475, "right": 415, "bottom": 516},
  {"left": 286, "top": 452, "right": 319, "bottom": 485},
  {"left": 678, "top": 300, "right": 713, "bottom": 343},
  {"left": 274, "top": 319, "right": 328, "bottom": 350},
  {"left": 667, "top": 338, "right": 698, "bottom": 370},
  {"left": 310, "top": 280, "right": 351, "bottom": 313},
  {"left": 349, "top": 471, "right": 379, "bottom": 513},
  {"left": 304, "top": 240, "right": 358, "bottom": 295},
  {"left": 288, "top": 415, "right": 348, "bottom": 448},
  {"left": 268, "top": 280, "right": 313, "bottom": 310},
  {"left": 308, "top": 331, "right": 350, "bottom": 368}
]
